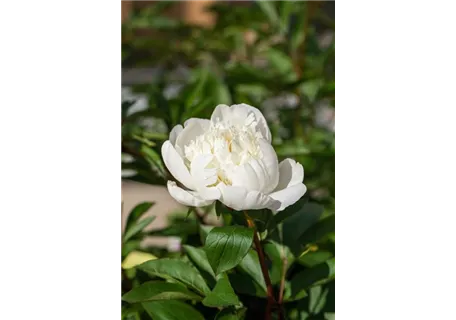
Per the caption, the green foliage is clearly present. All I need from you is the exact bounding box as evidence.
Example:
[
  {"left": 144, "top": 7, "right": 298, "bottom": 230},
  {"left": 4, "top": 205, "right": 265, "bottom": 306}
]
[
  {"left": 122, "top": 281, "right": 202, "bottom": 303},
  {"left": 202, "top": 273, "right": 240, "bottom": 308},
  {"left": 121, "top": 1, "right": 334, "bottom": 319},
  {"left": 205, "top": 226, "right": 254, "bottom": 275},
  {"left": 137, "top": 258, "right": 211, "bottom": 296}
]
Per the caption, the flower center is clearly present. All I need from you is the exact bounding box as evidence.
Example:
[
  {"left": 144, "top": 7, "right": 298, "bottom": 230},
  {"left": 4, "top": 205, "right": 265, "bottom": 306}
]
[{"left": 183, "top": 114, "right": 264, "bottom": 185}]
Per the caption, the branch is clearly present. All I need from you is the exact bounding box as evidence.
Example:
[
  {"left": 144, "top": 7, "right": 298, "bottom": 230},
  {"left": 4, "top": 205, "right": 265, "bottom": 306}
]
[
  {"left": 244, "top": 212, "right": 276, "bottom": 320},
  {"left": 277, "top": 248, "right": 288, "bottom": 319}
]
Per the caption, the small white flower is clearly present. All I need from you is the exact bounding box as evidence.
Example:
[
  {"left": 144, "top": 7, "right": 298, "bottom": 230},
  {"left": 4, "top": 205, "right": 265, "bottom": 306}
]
[{"left": 161, "top": 103, "right": 307, "bottom": 212}]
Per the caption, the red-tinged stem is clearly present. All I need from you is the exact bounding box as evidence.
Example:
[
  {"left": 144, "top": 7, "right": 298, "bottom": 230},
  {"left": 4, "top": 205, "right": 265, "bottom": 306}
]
[{"left": 244, "top": 212, "right": 276, "bottom": 320}]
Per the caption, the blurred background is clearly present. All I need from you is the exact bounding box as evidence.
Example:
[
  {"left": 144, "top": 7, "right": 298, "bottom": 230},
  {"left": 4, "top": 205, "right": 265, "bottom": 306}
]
[{"left": 121, "top": 0, "right": 334, "bottom": 253}]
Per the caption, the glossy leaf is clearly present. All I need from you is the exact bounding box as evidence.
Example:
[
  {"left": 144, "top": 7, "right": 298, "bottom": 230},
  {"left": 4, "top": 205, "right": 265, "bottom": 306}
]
[
  {"left": 122, "top": 281, "right": 202, "bottom": 303},
  {"left": 229, "top": 273, "right": 267, "bottom": 298},
  {"left": 202, "top": 273, "right": 240, "bottom": 307},
  {"left": 121, "top": 309, "right": 140, "bottom": 320},
  {"left": 289, "top": 258, "right": 335, "bottom": 298},
  {"left": 140, "top": 144, "right": 166, "bottom": 179},
  {"left": 124, "top": 202, "right": 154, "bottom": 235},
  {"left": 121, "top": 239, "right": 142, "bottom": 259},
  {"left": 297, "top": 250, "right": 333, "bottom": 268},
  {"left": 298, "top": 214, "right": 335, "bottom": 246},
  {"left": 204, "top": 226, "right": 254, "bottom": 275},
  {"left": 123, "top": 216, "right": 155, "bottom": 243},
  {"left": 264, "top": 241, "right": 294, "bottom": 285},
  {"left": 281, "top": 202, "right": 324, "bottom": 254},
  {"left": 283, "top": 280, "right": 308, "bottom": 302},
  {"left": 183, "top": 245, "right": 216, "bottom": 286},
  {"left": 273, "top": 198, "right": 307, "bottom": 225},
  {"left": 199, "top": 225, "right": 215, "bottom": 245},
  {"left": 142, "top": 300, "right": 205, "bottom": 320},
  {"left": 122, "top": 251, "right": 157, "bottom": 269},
  {"left": 215, "top": 307, "right": 247, "bottom": 320},
  {"left": 237, "top": 249, "right": 267, "bottom": 293},
  {"left": 137, "top": 258, "right": 211, "bottom": 296}
]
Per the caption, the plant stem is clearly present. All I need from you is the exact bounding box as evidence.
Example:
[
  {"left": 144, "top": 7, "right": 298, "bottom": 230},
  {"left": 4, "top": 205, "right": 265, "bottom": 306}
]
[
  {"left": 278, "top": 257, "right": 287, "bottom": 303},
  {"left": 244, "top": 212, "right": 276, "bottom": 320}
]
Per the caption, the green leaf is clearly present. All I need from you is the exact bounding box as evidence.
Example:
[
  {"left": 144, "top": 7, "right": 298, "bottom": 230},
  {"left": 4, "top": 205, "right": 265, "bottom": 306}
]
[
  {"left": 246, "top": 209, "right": 275, "bottom": 233},
  {"left": 122, "top": 239, "right": 142, "bottom": 258},
  {"left": 184, "top": 98, "right": 213, "bottom": 120},
  {"left": 215, "top": 307, "right": 247, "bottom": 320},
  {"left": 185, "top": 208, "right": 193, "bottom": 221},
  {"left": 204, "top": 226, "right": 254, "bottom": 275},
  {"left": 123, "top": 216, "right": 155, "bottom": 243},
  {"left": 183, "top": 245, "right": 216, "bottom": 286},
  {"left": 323, "top": 280, "right": 337, "bottom": 313},
  {"left": 298, "top": 214, "right": 335, "bottom": 247},
  {"left": 279, "top": 1, "right": 295, "bottom": 34},
  {"left": 256, "top": 1, "right": 279, "bottom": 29},
  {"left": 281, "top": 202, "right": 324, "bottom": 255},
  {"left": 148, "top": 220, "right": 198, "bottom": 237},
  {"left": 122, "top": 308, "right": 140, "bottom": 320},
  {"left": 140, "top": 145, "right": 166, "bottom": 179},
  {"left": 283, "top": 280, "right": 308, "bottom": 302},
  {"left": 202, "top": 273, "right": 240, "bottom": 307},
  {"left": 264, "top": 241, "right": 294, "bottom": 285},
  {"left": 309, "top": 285, "right": 329, "bottom": 315},
  {"left": 142, "top": 300, "right": 204, "bottom": 320},
  {"left": 298, "top": 250, "right": 333, "bottom": 268},
  {"left": 226, "top": 63, "right": 273, "bottom": 87},
  {"left": 215, "top": 201, "right": 223, "bottom": 218},
  {"left": 184, "top": 68, "right": 209, "bottom": 110},
  {"left": 138, "top": 258, "right": 211, "bottom": 296},
  {"left": 199, "top": 225, "right": 215, "bottom": 244},
  {"left": 274, "top": 198, "right": 307, "bottom": 225},
  {"left": 266, "top": 48, "right": 296, "bottom": 82},
  {"left": 289, "top": 258, "right": 335, "bottom": 297},
  {"left": 213, "top": 80, "right": 232, "bottom": 105},
  {"left": 237, "top": 249, "right": 267, "bottom": 293},
  {"left": 122, "top": 281, "right": 202, "bottom": 303},
  {"left": 125, "top": 202, "right": 154, "bottom": 234},
  {"left": 289, "top": 5, "right": 307, "bottom": 52},
  {"left": 229, "top": 273, "right": 267, "bottom": 298}
]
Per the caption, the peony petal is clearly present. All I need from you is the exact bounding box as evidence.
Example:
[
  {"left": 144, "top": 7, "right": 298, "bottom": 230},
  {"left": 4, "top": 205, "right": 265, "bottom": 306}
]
[
  {"left": 169, "top": 124, "right": 183, "bottom": 145},
  {"left": 229, "top": 139, "right": 278, "bottom": 194},
  {"left": 274, "top": 158, "right": 304, "bottom": 191},
  {"left": 269, "top": 183, "right": 307, "bottom": 212},
  {"left": 167, "top": 181, "right": 214, "bottom": 207},
  {"left": 230, "top": 162, "right": 261, "bottom": 191},
  {"left": 184, "top": 118, "right": 211, "bottom": 129},
  {"left": 161, "top": 140, "right": 195, "bottom": 190},
  {"left": 209, "top": 104, "right": 230, "bottom": 123},
  {"left": 258, "top": 139, "right": 279, "bottom": 193},
  {"left": 175, "top": 118, "right": 210, "bottom": 154},
  {"left": 190, "top": 154, "right": 221, "bottom": 201},
  {"left": 210, "top": 104, "right": 272, "bottom": 142},
  {"left": 218, "top": 184, "right": 281, "bottom": 211}
]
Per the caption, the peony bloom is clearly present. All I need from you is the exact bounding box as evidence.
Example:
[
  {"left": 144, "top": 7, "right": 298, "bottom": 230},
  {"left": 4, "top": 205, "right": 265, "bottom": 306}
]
[{"left": 161, "top": 104, "right": 306, "bottom": 212}]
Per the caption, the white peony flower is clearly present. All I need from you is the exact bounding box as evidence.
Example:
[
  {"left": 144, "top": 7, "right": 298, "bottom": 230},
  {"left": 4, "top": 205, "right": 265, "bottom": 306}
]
[{"left": 161, "top": 103, "right": 307, "bottom": 212}]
